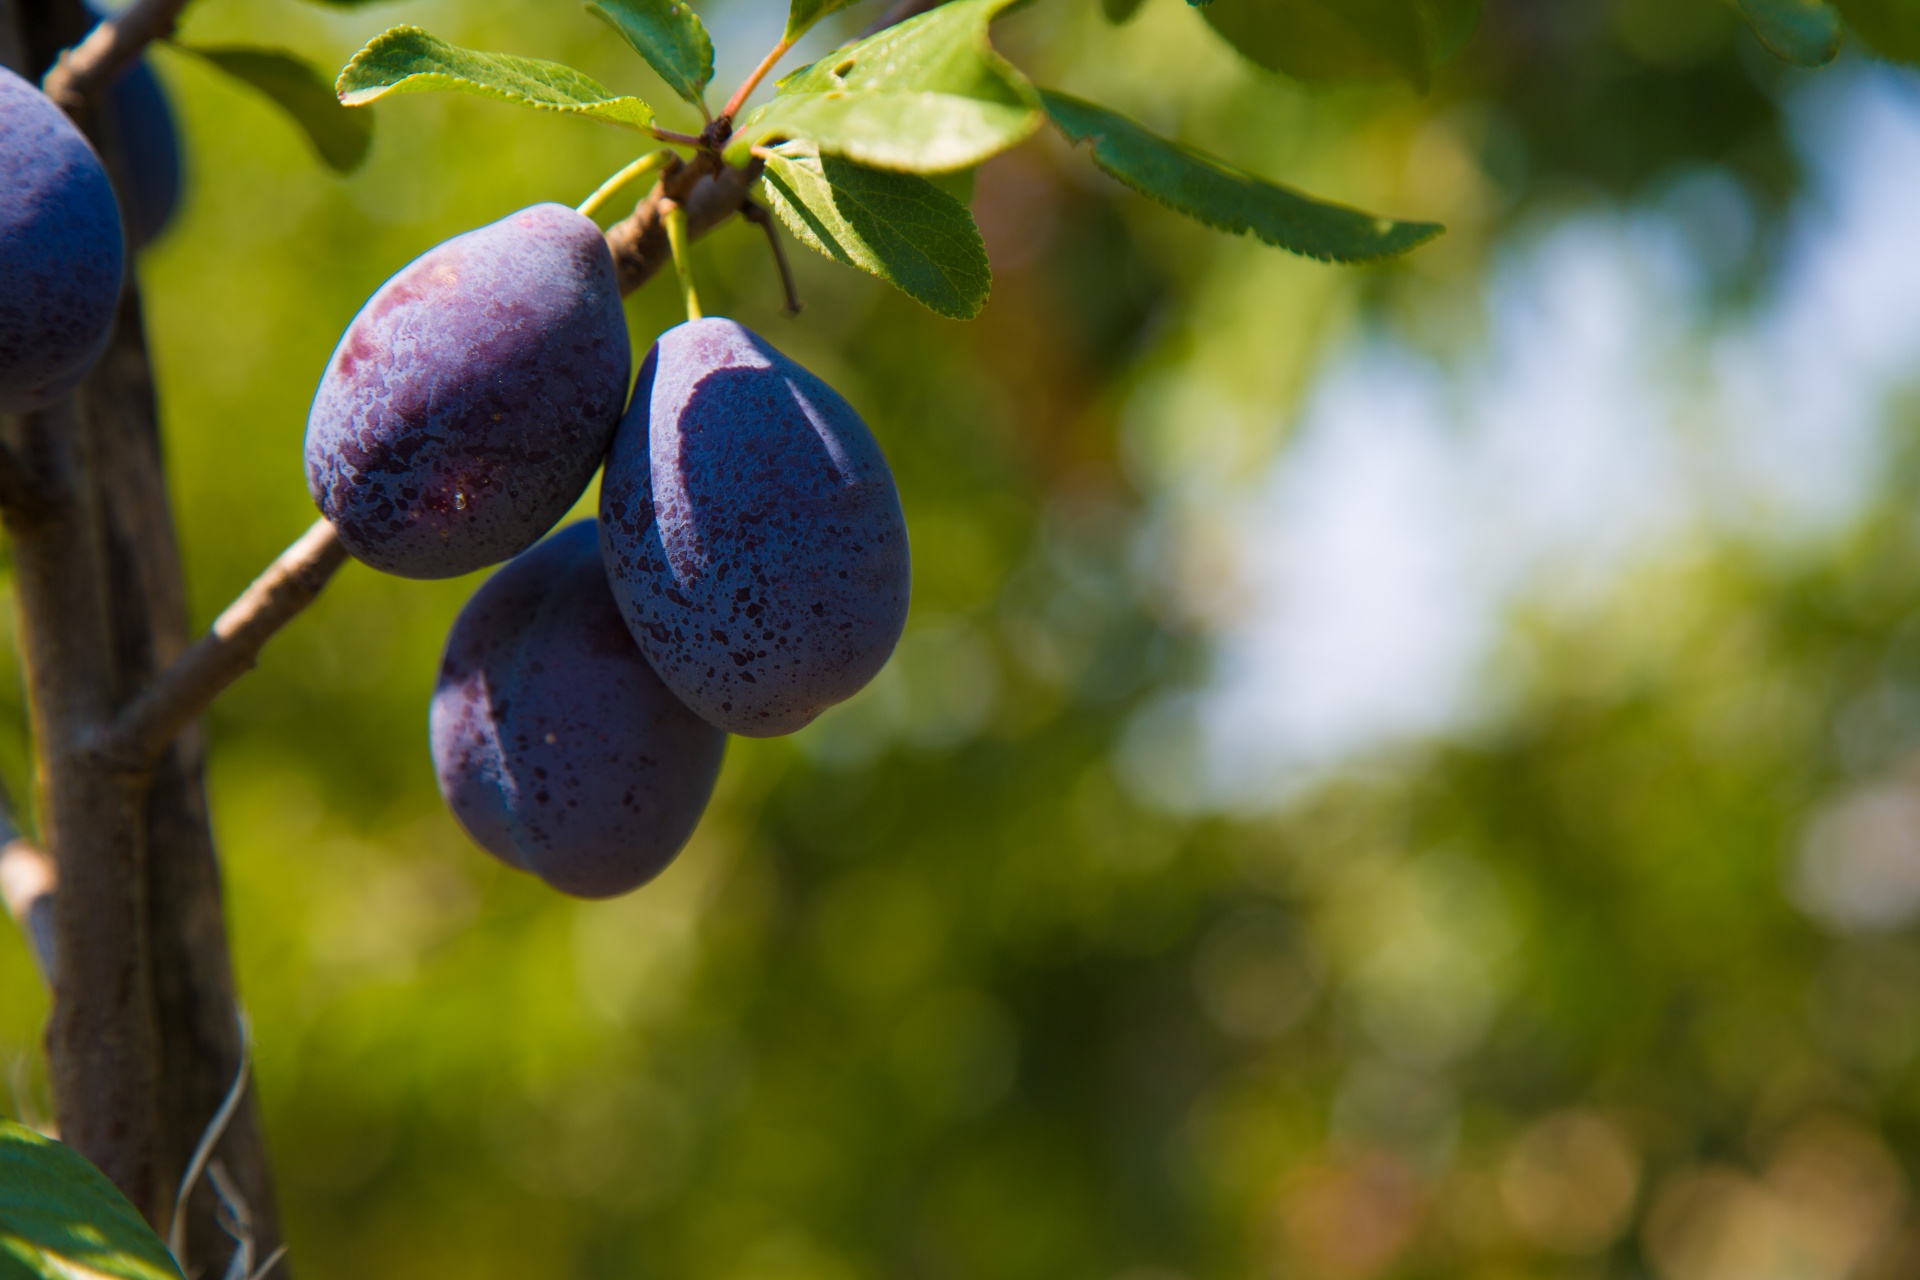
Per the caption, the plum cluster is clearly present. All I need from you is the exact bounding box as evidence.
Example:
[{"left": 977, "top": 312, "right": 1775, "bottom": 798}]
[
  {"left": 1, "top": 51, "right": 180, "bottom": 414},
  {"left": 303, "top": 211, "right": 910, "bottom": 897}
]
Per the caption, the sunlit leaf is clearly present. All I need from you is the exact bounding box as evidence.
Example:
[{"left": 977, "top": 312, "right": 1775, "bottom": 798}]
[
  {"left": 760, "top": 140, "right": 990, "bottom": 318},
  {"left": 179, "top": 45, "right": 374, "bottom": 172},
  {"left": 1199, "top": 0, "right": 1480, "bottom": 90},
  {"left": 0, "top": 1121, "right": 185, "bottom": 1280},
  {"left": 586, "top": 0, "right": 715, "bottom": 107},
  {"left": 725, "top": 0, "right": 1042, "bottom": 172},
  {"left": 335, "top": 26, "right": 656, "bottom": 131},
  {"left": 1042, "top": 89, "right": 1442, "bottom": 263}
]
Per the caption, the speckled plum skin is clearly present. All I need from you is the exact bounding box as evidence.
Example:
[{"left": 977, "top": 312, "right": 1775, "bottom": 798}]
[
  {"left": 305, "top": 203, "right": 630, "bottom": 579},
  {"left": 0, "top": 66, "right": 125, "bottom": 414},
  {"left": 430, "top": 521, "right": 727, "bottom": 899},
  {"left": 599, "top": 318, "right": 911, "bottom": 737}
]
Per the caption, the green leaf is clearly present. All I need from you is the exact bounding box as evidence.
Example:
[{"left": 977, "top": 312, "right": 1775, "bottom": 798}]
[
  {"left": 726, "top": 0, "right": 1043, "bottom": 172},
  {"left": 761, "top": 141, "right": 990, "bottom": 318},
  {"left": 177, "top": 45, "right": 374, "bottom": 172},
  {"left": 1733, "top": 0, "right": 1841, "bottom": 63},
  {"left": 1833, "top": 0, "right": 1920, "bottom": 62},
  {"left": 1041, "top": 90, "right": 1441, "bottom": 263},
  {"left": 335, "top": 26, "right": 655, "bottom": 131},
  {"left": 0, "top": 1121, "right": 184, "bottom": 1280},
  {"left": 784, "top": 0, "right": 861, "bottom": 42},
  {"left": 1200, "top": 0, "right": 1480, "bottom": 90},
  {"left": 1103, "top": 0, "right": 1149, "bottom": 23},
  {"left": 586, "top": 0, "right": 714, "bottom": 107}
]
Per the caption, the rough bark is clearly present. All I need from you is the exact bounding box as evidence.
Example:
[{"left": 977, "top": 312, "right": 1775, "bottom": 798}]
[{"left": 12, "top": 0, "right": 289, "bottom": 1265}]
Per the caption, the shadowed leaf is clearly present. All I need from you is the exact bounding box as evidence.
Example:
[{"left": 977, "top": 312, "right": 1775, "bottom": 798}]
[
  {"left": 761, "top": 140, "right": 990, "bottom": 318},
  {"left": 1735, "top": 0, "right": 1841, "bottom": 64},
  {"left": 1042, "top": 89, "right": 1442, "bottom": 263},
  {"left": 180, "top": 45, "right": 374, "bottom": 172},
  {"left": 1199, "top": 0, "right": 1480, "bottom": 90}
]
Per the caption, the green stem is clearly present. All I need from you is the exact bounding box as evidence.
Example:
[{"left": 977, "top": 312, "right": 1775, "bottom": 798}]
[
  {"left": 663, "top": 201, "right": 702, "bottom": 322},
  {"left": 576, "top": 151, "right": 674, "bottom": 221}
]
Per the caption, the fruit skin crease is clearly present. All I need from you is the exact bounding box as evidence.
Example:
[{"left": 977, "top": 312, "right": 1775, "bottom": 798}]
[
  {"left": 431, "top": 521, "right": 727, "bottom": 899},
  {"left": 304, "top": 203, "right": 630, "bottom": 580},
  {"left": 600, "top": 317, "right": 911, "bottom": 738},
  {"left": 0, "top": 66, "right": 126, "bottom": 414}
]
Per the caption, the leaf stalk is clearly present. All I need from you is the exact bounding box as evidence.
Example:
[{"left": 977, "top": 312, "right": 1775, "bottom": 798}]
[
  {"left": 578, "top": 150, "right": 674, "bottom": 220},
  {"left": 663, "top": 200, "right": 703, "bottom": 321}
]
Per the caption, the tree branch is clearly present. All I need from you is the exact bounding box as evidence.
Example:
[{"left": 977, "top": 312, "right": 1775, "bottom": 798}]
[
  {"left": 605, "top": 153, "right": 764, "bottom": 296},
  {"left": 38, "top": 0, "right": 190, "bottom": 111},
  {"left": 86, "top": 519, "right": 347, "bottom": 775}
]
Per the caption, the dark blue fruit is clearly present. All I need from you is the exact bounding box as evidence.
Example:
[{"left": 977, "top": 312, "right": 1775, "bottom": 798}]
[
  {"left": 107, "top": 59, "right": 181, "bottom": 248},
  {"left": 599, "top": 318, "right": 910, "bottom": 737},
  {"left": 0, "top": 65, "right": 126, "bottom": 414},
  {"left": 305, "top": 203, "right": 630, "bottom": 579},
  {"left": 87, "top": 2, "right": 182, "bottom": 247},
  {"left": 431, "top": 521, "right": 727, "bottom": 899}
]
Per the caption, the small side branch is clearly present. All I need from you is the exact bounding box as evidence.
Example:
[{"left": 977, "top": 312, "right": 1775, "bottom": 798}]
[
  {"left": 40, "top": 0, "right": 194, "bottom": 112},
  {"left": 87, "top": 519, "right": 348, "bottom": 774},
  {"left": 741, "top": 201, "right": 803, "bottom": 316}
]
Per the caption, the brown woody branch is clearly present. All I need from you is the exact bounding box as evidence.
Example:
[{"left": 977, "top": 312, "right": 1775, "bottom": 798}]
[
  {"left": 39, "top": 0, "right": 189, "bottom": 111},
  {"left": 86, "top": 519, "right": 347, "bottom": 774}
]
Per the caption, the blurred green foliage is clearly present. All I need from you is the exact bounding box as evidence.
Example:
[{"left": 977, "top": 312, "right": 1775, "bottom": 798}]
[{"left": 6, "top": 0, "right": 1920, "bottom": 1277}]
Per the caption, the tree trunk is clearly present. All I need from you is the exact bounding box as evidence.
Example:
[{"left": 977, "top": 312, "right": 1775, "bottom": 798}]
[{"left": 8, "top": 2, "right": 288, "bottom": 1267}]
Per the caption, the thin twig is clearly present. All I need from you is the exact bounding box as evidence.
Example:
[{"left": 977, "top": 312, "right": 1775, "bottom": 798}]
[
  {"left": 650, "top": 125, "right": 708, "bottom": 149},
  {"left": 87, "top": 519, "right": 348, "bottom": 774},
  {"left": 40, "top": 0, "right": 193, "bottom": 112},
  {"left": 577, "top": 150, "right": 673, "bottom": 221},
  {"left": 741, "top": 201, "right": 803, "bottom": 315},
  {"left": 720, "top": 37, "right": 793, "bottom": 124}
]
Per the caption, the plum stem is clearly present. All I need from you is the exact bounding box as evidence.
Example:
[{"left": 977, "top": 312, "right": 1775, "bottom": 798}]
[
  {"left": 578, "top": 150, "right": 674, "bottom": 220},
  {"left": 721, "top": 37, "right": 794, "bottom": 125},
  {"left": 663, "top": 200, "right": 703, "bottom": 321},
  {"left": 84, "top": 519, "right": 350, "bottom": 775}
]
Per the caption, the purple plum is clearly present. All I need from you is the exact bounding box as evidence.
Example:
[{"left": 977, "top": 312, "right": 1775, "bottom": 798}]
[
  {"left": 0, "top": 66, "right": 125, "bottom": 414},
  {"left": 305, "top": 203, "right": 630, "bottom": 579},
  {"left": 431, "top": 520, "right": 726, "bottom": 898},
  {"left": 599, "top": 317, "right": 910, "bottom": 737}
]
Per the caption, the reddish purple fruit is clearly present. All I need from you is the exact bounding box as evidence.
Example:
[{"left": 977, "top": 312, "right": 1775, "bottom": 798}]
[
  {"left": 1, "top": 66, "right": 125, "bottom": 413},
  {"left": 305, "top": 204, "right": 630, "bottom": 579},
  {"left": 599, "top": 318, "right": 910, "bottom": 737},
  {"left": 430, "top": 521, "right": 726, "bottom": 899}
]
